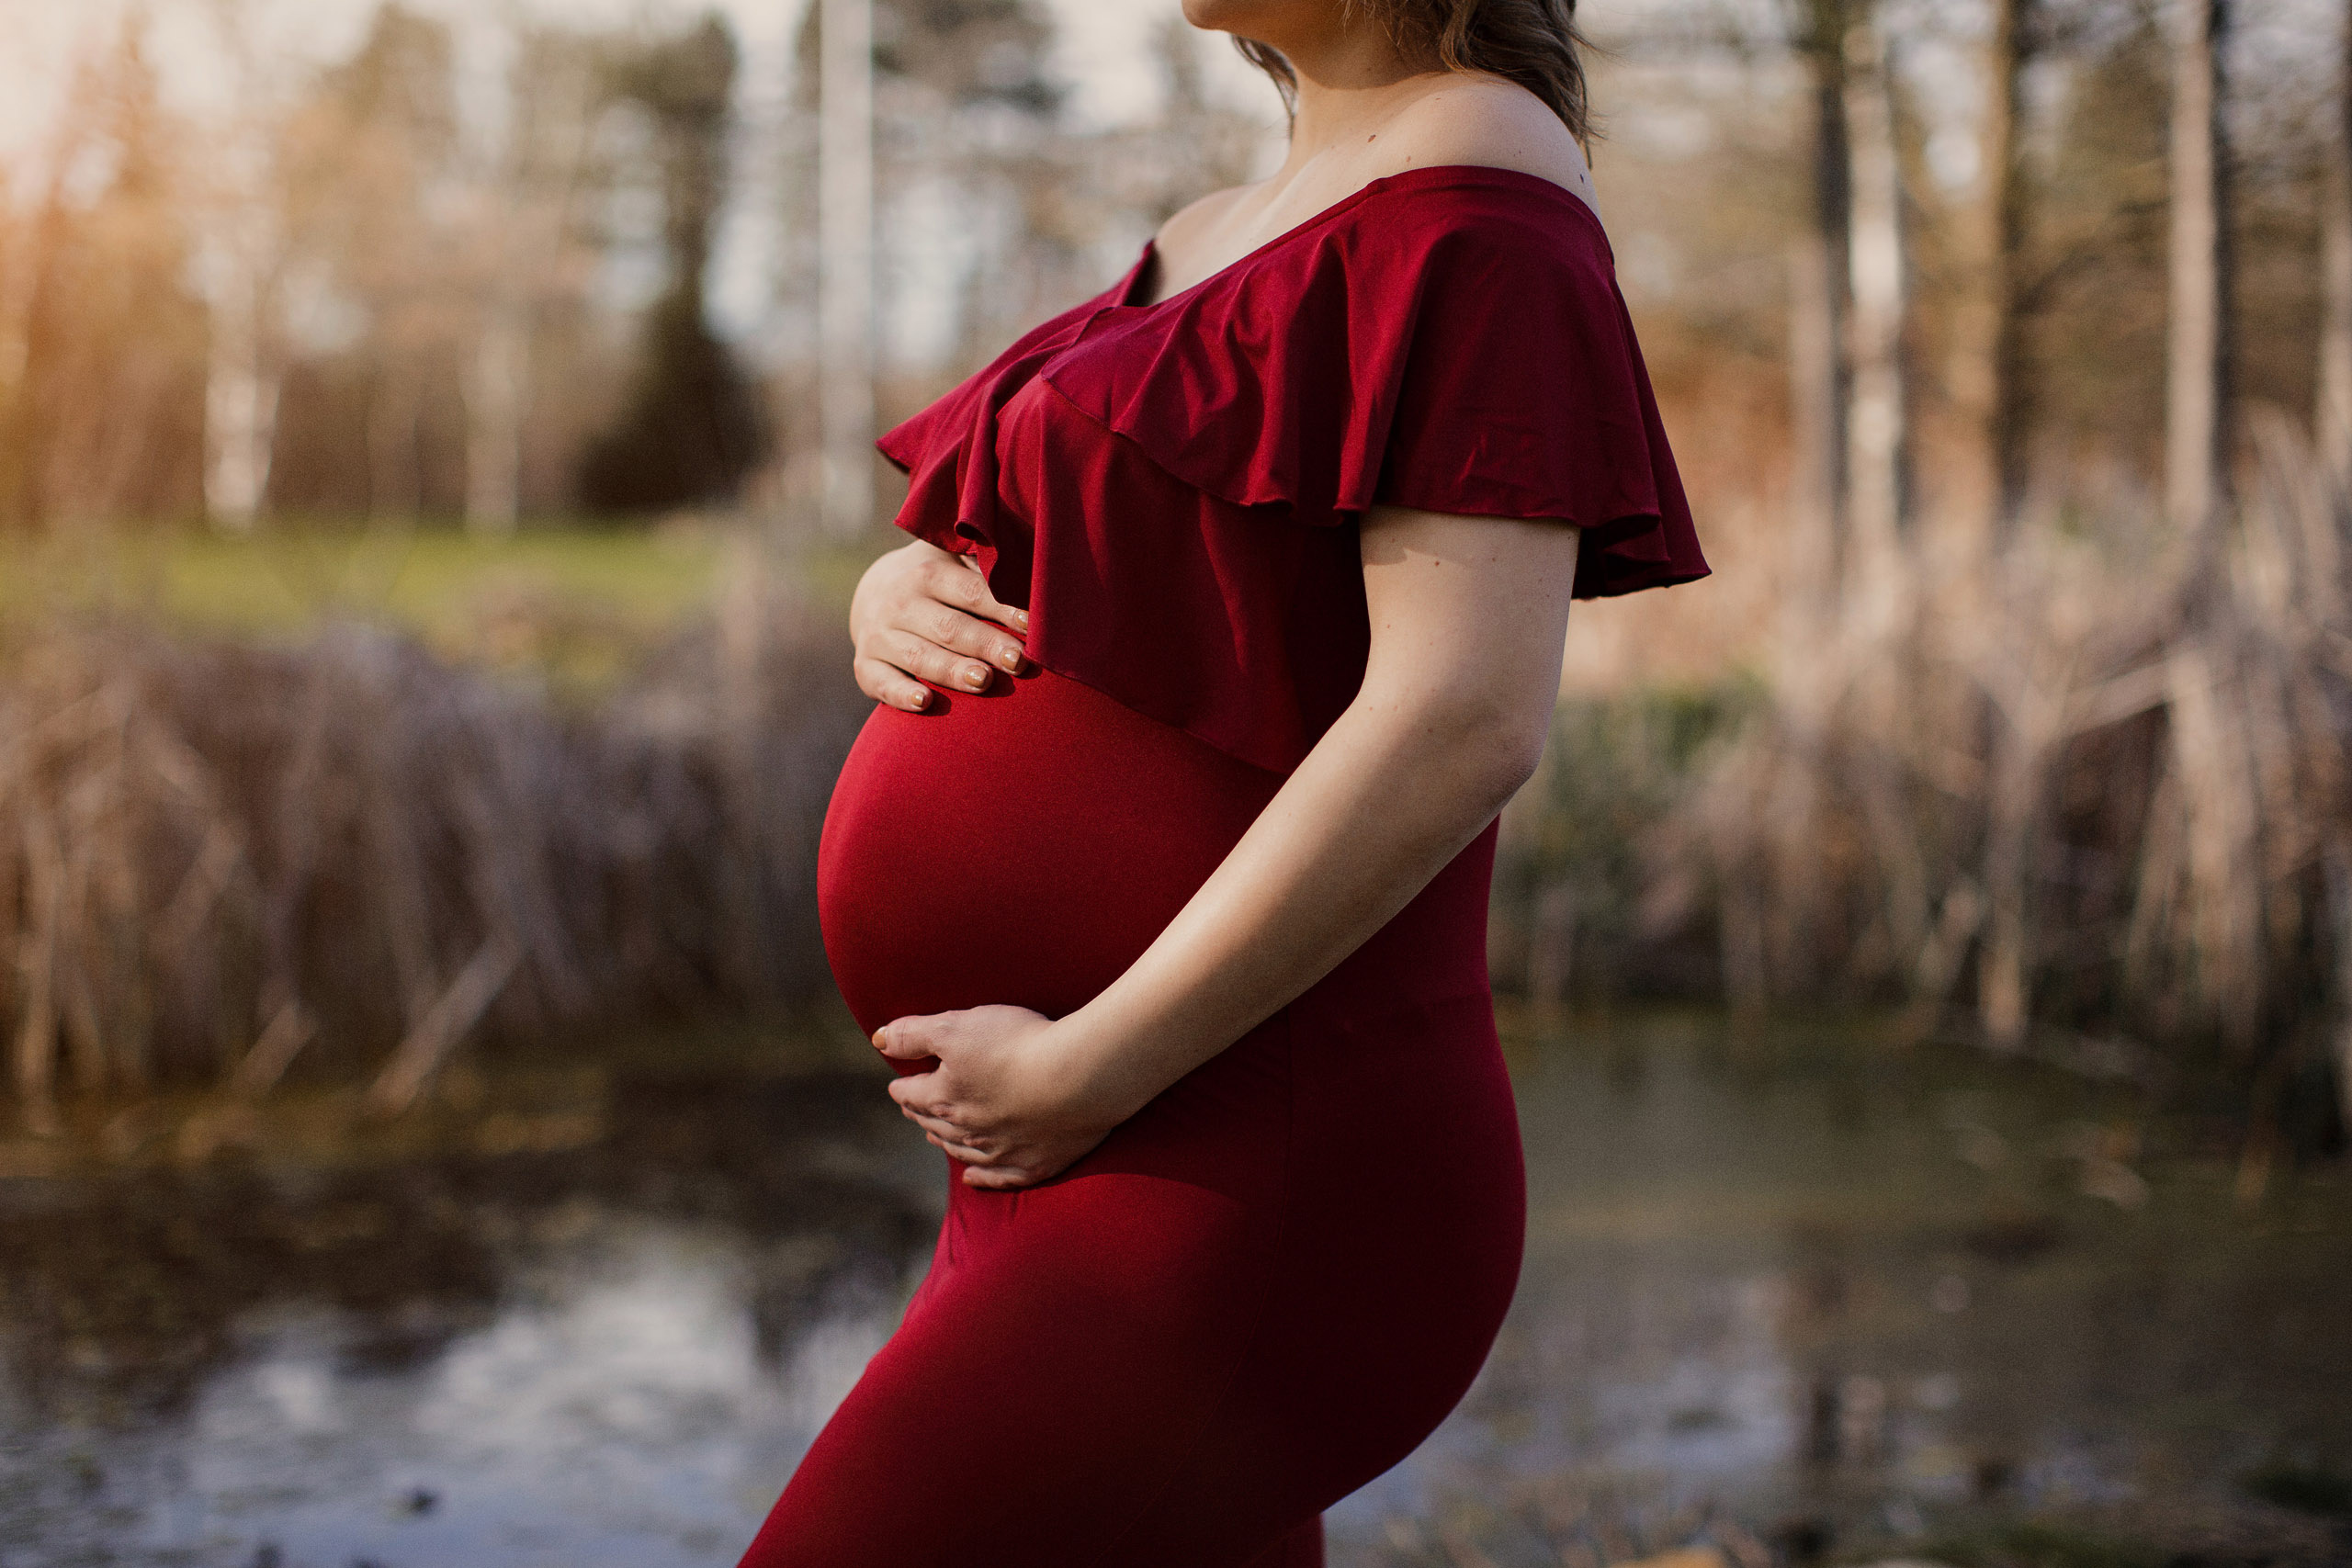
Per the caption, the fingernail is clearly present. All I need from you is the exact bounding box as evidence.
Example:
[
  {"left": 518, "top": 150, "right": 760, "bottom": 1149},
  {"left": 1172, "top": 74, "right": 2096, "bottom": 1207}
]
[
  {"left": 1013, "top": 608, "right": 1030, "bottom": 628},
  {"left": 965, "top": 667, "right": 989, "bottom": 689},
  {"left": 907, "top": 689, "right": 929, "bottom": 710},
  {"left": 998, "top": 648, "right": 1022, "bottom": 671},
  {"left": 872, "top": 1029, "right": 888, "bottom": 1050}
]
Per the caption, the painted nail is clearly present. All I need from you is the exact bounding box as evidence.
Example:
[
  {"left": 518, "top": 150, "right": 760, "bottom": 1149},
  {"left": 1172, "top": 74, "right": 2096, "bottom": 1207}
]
[
  {"left": 999, "top": 648, "right": 1022, "bottom": 671},
  {"left": 1013, "top": 609, "right": 1031, "bottom": 628},
  {"left": 908, "top": 689, "right": 929, "bottom": 710},
  {"left": 966, "top": 667, "right": 989, "bottom": 689}
]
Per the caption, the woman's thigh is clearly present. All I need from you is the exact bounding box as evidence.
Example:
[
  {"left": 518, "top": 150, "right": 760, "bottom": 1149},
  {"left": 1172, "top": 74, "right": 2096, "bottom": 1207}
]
[
  {"left": 735, "top": 994, "right": 1521, "bottom": 1568},
  {"left": 738, "top": 1016, "right": 1302, "bottom": 1567},
  {"left": 736, "top": 1161, "right": 1286, "bottom": 1567}
]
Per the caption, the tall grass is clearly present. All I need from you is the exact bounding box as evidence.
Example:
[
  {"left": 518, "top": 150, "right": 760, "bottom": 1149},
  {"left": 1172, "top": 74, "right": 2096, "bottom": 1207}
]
[
  {"left": 14, "top": 440, "right": 2352, "bottom": 1148},
  {"left": 0, "top": 544, "right": 865, "bottom": 1132},
  {"left": 1626, "top": 420, "right": 2352, "bottom": 1144}
]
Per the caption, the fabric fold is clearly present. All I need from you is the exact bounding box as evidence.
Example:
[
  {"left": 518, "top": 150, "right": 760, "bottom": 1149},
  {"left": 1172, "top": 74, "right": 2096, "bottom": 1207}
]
[
  {"left": 876, "top": 275, "right": 1140, "bottom": 579},
  {"left": 873, "top": 164, "right": 1712, "bottom": 773}
]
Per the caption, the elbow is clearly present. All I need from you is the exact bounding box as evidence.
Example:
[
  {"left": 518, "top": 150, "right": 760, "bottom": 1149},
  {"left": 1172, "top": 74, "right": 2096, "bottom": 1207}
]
[
  {"left": 1438, "top": 701, "right": 1551, "bottom": 812},
  {"left": 1488, "top": 716, "right": 1552, "bottom": 803},
  {"left": 1359, "top": 666, "right": 1555, "bottom": 811}
]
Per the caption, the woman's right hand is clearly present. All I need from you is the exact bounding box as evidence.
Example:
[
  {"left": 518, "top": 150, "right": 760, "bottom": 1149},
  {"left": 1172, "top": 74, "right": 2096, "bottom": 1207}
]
[{"left": 848, "top": 539, "right": 1030, "bottom": 711}]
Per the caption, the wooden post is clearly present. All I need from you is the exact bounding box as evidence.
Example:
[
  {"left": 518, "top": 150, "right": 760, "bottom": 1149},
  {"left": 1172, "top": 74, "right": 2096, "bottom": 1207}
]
[
  {"left": 2166, "top": 0, "right": 2231, "bottom": 540},
  {"left": 819, "top": 0, "right": 876, "bottom": 537}
]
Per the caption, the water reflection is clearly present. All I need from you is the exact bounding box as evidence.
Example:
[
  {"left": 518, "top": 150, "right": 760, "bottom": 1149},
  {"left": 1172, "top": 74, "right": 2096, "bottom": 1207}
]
[
  {"left": 0, "top": 1069, "right": 938, "bottom": 1565},
  {"left": 2, "top": 1015, "right": 2347, "bottom": 1565},
  {"left": 1340, "top": 1013, "right": 2352, "bottom": 1563}
]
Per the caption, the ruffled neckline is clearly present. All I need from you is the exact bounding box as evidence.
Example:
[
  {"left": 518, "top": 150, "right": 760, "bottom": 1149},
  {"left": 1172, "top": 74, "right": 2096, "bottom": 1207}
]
[
  {"left": 1114, "top": 163, "right": 1611, "bottom": 315},
  {"left": 875, "top": 156, "right": 1708, "bottom": 771}
]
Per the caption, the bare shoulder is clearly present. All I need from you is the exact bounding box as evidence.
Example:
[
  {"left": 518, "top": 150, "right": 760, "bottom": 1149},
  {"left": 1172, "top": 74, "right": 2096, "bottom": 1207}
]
[
  {"left": 1371, "top": 75, "right": 1600, "bottom": 220},
  {"left": 1154, "top": 182, "right": 1261, "bottom": 252}
]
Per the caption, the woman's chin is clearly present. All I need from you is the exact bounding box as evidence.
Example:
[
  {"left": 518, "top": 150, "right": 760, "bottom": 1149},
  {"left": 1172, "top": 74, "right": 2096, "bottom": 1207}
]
[{"left": 1181, "top": 0, "right": 1295, "bottom": 39}]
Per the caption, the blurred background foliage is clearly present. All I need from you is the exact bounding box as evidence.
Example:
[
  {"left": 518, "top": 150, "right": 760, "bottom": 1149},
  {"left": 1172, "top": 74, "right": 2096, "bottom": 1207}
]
[
  {"left": 0, "top": 0, "right": 2346, "bottom": 1168},
  {"left": 4, "top": 3, "right": 2352, "bottom": 1562}
]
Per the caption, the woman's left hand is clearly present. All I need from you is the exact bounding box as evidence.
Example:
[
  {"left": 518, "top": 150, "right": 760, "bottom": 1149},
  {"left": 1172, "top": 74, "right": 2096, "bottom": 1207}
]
[{"left": 875, "top": 1006, "right": 1123, "bottom": 1190}]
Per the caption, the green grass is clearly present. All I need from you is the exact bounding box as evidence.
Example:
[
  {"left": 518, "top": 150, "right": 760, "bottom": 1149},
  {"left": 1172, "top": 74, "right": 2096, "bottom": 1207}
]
[
  {"left": 1906, "top": 1522, "right": 2165, "bottom": 1568},
  {"left": 0, "top": 517, "right": 888, "bottom": 692},
  {"left": 2, "top": 518, "right": 724, "bottom": 632}
]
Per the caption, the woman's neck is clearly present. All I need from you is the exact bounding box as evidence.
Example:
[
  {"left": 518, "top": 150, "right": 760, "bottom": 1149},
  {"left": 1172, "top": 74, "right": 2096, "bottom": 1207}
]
[{"left": 1265, "top": 24, "right": 1442, "bottom": 182}]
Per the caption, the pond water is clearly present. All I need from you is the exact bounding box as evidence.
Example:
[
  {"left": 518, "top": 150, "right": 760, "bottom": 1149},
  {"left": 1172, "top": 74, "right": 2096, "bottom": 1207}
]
[{"left": 2, "top": 1010, "right": 2347, "bottom": 1567}]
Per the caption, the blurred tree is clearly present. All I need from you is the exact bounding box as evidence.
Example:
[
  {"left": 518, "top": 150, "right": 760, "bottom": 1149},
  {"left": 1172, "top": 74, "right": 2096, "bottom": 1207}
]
[
  {"left": 1788, "top": 0, "right": 1851, "bottom": 604},
  {"left": 0, "top": 17, "right": 206, "bottom": 528},
  {"left": 777, "top": 0, "right": 1070, "bottom": 520},
  {"left": 818, "top": 0, "right": 877, "bottom": 537},
  {"left": 461, "top": 27, "right": 620, "bottom": 531},
  {"left": 2166, "top": 0, "right": 2232, "bottom": 541},
  {"left": 578, "top": 15, "right": 764, "bottom": 516},
  {"left": 874, "top": 0, "right": 1061, "bottom": 114},
  {"left": 2007, "top": 3, "right": 2171, "bottom": 488},
  {"left": 196, "top": 0, "right": 300, "bottom": 531},
  {"left": 339, "top": 3, "right": 458, "bottom": 518},
  {"left": 259, "top": 5, "right": 635, "bottom": 521},
  {"left": 1842, "top": 4, "right": 1908, "bottom": 585},
  {"left": 1949, "top": 0, "right": 2037, "bottom": 536},
  {"left": 797, "top": 0, "right": 1062, "bottom": 115},
  {"left": 265, "top": 2, "right": 469, "bottom": 517},
  {"left": 2323, "top": 0, "right": 2352, "bottom": 485}
]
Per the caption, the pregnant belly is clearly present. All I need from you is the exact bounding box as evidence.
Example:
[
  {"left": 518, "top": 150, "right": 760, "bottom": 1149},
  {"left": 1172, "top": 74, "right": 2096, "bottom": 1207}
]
[{"left": 817, "top": 668, "right": 1282, "bottom": 1034}]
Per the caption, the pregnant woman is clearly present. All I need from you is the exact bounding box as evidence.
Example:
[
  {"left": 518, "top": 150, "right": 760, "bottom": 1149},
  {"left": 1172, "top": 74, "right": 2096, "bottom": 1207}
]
[{"left": 741, "top": 1, "right": 1708, "bottom": 1562}]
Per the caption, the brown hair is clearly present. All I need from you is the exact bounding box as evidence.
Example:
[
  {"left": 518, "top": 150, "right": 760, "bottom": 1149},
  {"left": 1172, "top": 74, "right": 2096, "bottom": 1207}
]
[{"left": 1233, "top": 0, "right": 1594, "bottom": 146}]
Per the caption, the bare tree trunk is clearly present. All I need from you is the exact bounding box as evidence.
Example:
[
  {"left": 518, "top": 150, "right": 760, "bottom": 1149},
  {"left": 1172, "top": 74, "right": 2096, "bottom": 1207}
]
[
  {"left": 1843, "top": 10, "right": 1908, "bottom": 589},
  {"left": 2321, "top": 2, "right": 2352, "bottom": 487},
  {"left": 203, "top": 266, "right": 277, "bottom": 531},
  {"left": 2167, "top": 0, "right": 2232, "bottom": 540},
  {"left": 819, "top": 0, "right": 876, "bottom": 537},
  {"left": 1978, "top": 738, "right": 2037, "bottom": 1050},
  {"left": 465, "top": 299, "right": 526, "bottom": 535},
  {"left": 1951, "top": 0, "right": 2031, "bottom": 542},
  {"left": 1790, "top": 234, "right": 1844, "bottom": 571},
  {"left": 1789, "top": 0, "right": 1850, "bottom": 614},
  {"left": 2327, "top": 838, "right": 2352, "bottom": 1146},
  {"left": 0, "top": 135, "right": 83, "bottom": 527},
  {"left": 1529, "top": 884, "right": 1577, "bottom": 1020},
  {"left": 367, "top": 370, "right": 422, "bottom": 522}
]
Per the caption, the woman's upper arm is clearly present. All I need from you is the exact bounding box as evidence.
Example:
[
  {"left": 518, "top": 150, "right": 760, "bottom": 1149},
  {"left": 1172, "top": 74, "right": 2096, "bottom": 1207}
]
[{"left": 1357, "top": 504, "right": 1581, "bottom": 764}]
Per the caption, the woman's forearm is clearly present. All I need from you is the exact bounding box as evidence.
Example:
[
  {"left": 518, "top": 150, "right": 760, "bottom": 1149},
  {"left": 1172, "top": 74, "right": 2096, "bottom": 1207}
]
[
  {"left": 870, "top": 508, "right": 1581, "bottom": 1187},
  {"left": 1057, "top": 506, "right": 1583, "bottom": 1124},
  {"left": 1057, "top": 679, "right": 1543, "bottom": 1122}
]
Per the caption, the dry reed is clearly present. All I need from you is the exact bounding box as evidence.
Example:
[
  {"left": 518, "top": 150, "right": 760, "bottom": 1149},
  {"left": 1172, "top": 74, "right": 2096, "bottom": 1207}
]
[
  {"left": 1642, "top": 422, "right": 2352, "bottom": 1130},
  {"left": 0, "top": 546, "right": 865, "bottom": 1131},
  {"left": 17, "top": 446, "right": 2352, "bottom": 1140}
]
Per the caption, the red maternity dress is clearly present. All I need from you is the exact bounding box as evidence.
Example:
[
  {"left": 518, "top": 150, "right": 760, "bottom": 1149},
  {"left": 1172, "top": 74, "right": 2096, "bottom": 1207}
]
[{"left": 741, "top": 164, "right": 1709, "bottom": 1568}]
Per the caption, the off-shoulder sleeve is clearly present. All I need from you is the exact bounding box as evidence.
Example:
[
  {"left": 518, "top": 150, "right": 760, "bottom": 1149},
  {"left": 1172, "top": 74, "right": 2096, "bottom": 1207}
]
[
  {"left": 868, "top": 175, "right": 1710, "bottom": 774},
  {"left": 1037, "top": 186, "right": 1710, "bottom": 600},
  {"left": 1371, "top": 211, "right": 1709, "bottom": 598}
]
